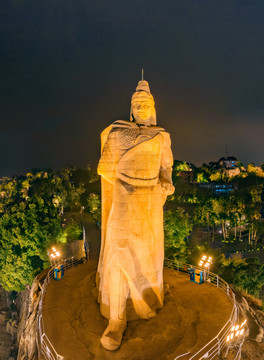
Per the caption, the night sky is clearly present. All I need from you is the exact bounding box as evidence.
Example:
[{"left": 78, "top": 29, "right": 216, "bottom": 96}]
[{"left": 1, "top": 0, "right": 264, "bottom": 176}]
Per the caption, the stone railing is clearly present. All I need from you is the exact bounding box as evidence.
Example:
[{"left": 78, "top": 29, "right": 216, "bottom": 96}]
[
  {"left": 38, "top": 255, "right": 237, "bottom": 360},
  {"left": 164, "top": 258, "right": 238, "bottom": 360}
]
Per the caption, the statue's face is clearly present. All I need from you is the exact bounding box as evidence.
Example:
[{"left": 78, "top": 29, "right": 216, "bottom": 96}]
[{"left": 132, "top": 95, "right": 154, "bottom": 125}]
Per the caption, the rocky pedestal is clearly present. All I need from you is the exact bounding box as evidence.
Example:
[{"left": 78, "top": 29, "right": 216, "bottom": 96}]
[{"left": 0, "top": 287, "right": 12, "bottom": 360}]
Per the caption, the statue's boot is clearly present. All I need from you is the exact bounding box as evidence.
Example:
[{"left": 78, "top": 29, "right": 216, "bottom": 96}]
[{"left": 100, "top": 319, "right": 127, "bottom": 351}]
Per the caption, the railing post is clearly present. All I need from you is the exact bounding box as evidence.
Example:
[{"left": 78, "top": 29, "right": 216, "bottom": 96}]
[
  {"left": 233, "top": 292, "right": 236, "bottom": 303},
  {"left": 217, "top": 336, "right": 221, "bottom": 356},
  {"left": 235, "top": 304, "right": 238, "bottom": 322},
  {"left": 164, "top": 258, "right": 237, "bottom": 360}
]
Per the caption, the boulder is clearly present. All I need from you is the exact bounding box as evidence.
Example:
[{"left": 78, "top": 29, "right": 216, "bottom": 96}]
[
  {"left": 236, "top": 296, "right": 264, "bottom": 343},
  {"left": 17, "top": 268, "right": 50, "bottom": 360}
]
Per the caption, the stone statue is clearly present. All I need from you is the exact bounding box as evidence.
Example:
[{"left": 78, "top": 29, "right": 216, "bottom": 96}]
[{"left": 96, "top": 79, "right": 174, "bottom": 350}]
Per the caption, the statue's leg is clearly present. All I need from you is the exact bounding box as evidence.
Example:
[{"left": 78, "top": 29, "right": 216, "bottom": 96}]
[{"left": 100, "top": 262, "right": 128, "bottom": 350}]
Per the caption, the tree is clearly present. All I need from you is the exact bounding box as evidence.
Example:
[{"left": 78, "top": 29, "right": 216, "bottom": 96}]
[
  {"left": 164, "top": 208, "right": 193, "bottom": 260},
  {"left": 0, "top": 166, "right": 100, "bottom": 292},
  {"left": 209, "top": 171, "right": 222, "bottom": 182},
  {"left": 65, "top": 222, "right": 82, "bottom": 241},
  {"left": 196, "top": 172, "right": 208, "bottom": 183},
  {"left": 218, "top": 254, "right": 264, "bottom": 297},
  {"left": 251, "top": 219, "right": 264, "bottom": 247},
  {"left": 0, "top": 196, "right": 64, "bottom": 291},
  {"left": 87, "top": 193, "right": 101, "bottom": 223}
]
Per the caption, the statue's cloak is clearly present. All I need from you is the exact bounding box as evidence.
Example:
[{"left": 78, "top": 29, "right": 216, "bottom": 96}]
[{"left": 97, "top": 120, "right": 173, "bottom": 320}]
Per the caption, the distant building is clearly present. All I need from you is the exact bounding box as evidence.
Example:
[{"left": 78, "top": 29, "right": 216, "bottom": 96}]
[
  {"left": 213, "top": 183, "right": 234, "bottom": 196},
  {"left": 218, "top": 156, "right": 239, "bottom": 169},
  {"left": 198, "top": 183, "right": 235, "bottom": 196},
  {"left": 178, "top": 170, "right": 194, "bottom": 181}
]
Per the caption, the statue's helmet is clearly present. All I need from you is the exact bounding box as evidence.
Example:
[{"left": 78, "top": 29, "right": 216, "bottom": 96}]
[{"left": 130, "top": 80, "right": 157, "bottom": 125}]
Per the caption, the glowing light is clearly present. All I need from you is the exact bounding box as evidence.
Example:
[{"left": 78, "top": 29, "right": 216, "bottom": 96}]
[{"left": 227, "top": 320, "right": 247, "bottom": 343}]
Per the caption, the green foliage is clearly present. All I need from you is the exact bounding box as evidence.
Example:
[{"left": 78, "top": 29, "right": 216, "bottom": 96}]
[
  {"left": 164, "top": 208, "right": 193, "bottom": 260},
  {"left": 0, "top": 195, "right": 64, "bottom": 291},
  {"left": 217, "top": 255, "right": 264, "bottom": 297},
  {"left": 65, "top": 222, "right": 82, "bottom": 241},
  {"left": 87, "top": 193, "right": 101, "bottom": 223},
  {"left": 175, "top": 161, "right": 191, "bottom": 172},
  {"left": 196, "top": 172, "right": 208, "bottom": 183},
  {"left": 0, "top": 166, "right": 98, "bottom": 292},
  {"left": 168, "top": 160, "right": 264, "bottom": 299},
  {"left": 172, "top": 160, "right": 195, "bottom": 184},
  {"left": 209, "top": 171, "right": 222, "bottom": 182}
]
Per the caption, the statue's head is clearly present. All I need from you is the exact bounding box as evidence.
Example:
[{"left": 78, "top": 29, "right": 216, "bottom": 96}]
[{"left": 130, "top": 80, "right": 156, "bottom": 126}]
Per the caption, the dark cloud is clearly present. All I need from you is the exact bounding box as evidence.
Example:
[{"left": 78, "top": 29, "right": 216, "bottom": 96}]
[{"left": 1, "top": 0, "right": 264, "bottom": 175}]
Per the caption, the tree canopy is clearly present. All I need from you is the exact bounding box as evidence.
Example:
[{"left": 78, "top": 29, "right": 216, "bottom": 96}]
[{"left": 0, "top": 166, "right": 99, "bottom": 291}]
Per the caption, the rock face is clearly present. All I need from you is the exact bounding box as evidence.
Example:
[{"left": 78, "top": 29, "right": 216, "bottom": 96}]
[
  {"left": 17, "top": 269, "right": 48, "bottom": 360},
  {"left": 0, "top": 287, "right": 12, "bottom": 360},
  {"left": 232, "top": 295, "right": 264, "bottom": 360},
  {"left": 237, "top": 295, "right": 264, "bottom": 343}
]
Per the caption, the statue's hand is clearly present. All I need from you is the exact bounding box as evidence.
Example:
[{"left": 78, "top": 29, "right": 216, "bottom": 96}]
[{"left": 161, "top": 183, "right": 175, "bottom": 205}]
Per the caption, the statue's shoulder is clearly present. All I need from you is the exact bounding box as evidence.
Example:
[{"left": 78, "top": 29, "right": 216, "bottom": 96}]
[
  {"left": 149, "top": 126, "right": 170, "bottom": 139},
  {"left": 150, "top": 125, "right": 165, "bottom": 132},
  {"left": 107, "top": 120, "right": 138, "bottom": 137},
  {"left": 157, "top": 129, "right": 172, "bottom": 144},
  {"left": 112, "top": 120, "right": 137, "bottom": 129},
  {"left": 101, "top": 125, "right": 112, "bottom": 143},
  {"left": 101, "top": 120, "right": 136, "bottom": 146}
]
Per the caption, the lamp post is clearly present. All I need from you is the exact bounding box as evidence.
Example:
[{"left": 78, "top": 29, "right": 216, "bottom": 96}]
[
  {"left": 198, "top": 255, "right": 213, "bottom": 282},
  {"left": 225, "top": 319, "right": 247, "bottom": 360},
  {"left": 47, "top": 247, "right": 61, "bottom": 266}
]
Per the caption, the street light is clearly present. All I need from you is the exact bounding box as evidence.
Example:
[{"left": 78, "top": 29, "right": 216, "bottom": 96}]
[
  {"left": 227, "top": 320, "right": 247, "bottom": 343},
  {"left": 47, "top": 246, "right": 61, "bottom": 266},
  {"left": 225, "top": 319, "right": 247, "bottom": 359},
  {"left": 198, "top": 255, "right": 213, "bottom": 281}
]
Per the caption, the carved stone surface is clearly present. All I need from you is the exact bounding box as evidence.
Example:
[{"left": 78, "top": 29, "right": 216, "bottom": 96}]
[{"left": 96, "top": 80, "right": 174, "bottom": 350}]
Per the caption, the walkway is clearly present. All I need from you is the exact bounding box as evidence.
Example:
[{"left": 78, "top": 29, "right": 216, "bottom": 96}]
[{"left": 42, "top": 259, "right": 233, "bottom": 359}]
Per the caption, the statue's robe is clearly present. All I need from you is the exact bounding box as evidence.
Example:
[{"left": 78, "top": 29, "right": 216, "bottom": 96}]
[{"left": 97, "top": 120, "right": 174, "bottom": 321}]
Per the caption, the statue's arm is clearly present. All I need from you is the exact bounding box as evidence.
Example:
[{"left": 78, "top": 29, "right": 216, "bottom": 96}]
[
  {"left": 159, "top": 132, "right": 175, "bottom": 197},
  {"left": 98, "top": 129, "right": 118, "bottom": 185}
]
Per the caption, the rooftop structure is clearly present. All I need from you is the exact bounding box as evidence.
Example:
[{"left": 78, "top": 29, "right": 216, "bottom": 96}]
[{"left": 218, "top": 156, "right": 239, "bottom": 169}]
